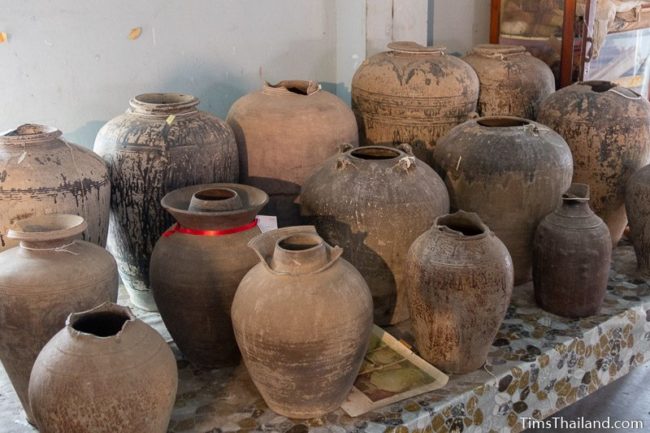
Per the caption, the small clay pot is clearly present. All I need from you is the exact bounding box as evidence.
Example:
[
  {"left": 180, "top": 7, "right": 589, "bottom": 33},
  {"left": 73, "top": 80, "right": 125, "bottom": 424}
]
[
  {"left": 626, "top": 165, "right": 650, "bottom": 275},
  {"left": 0, "top": 214, "right": 118, "bottom": 422},
  {"left": 533, "top": 184, "right": 611, "bottom": 318},
  {"left": 406, "top": 211, "right": 514, "bottom": 374},
  {"left": 463, "top": 44, "right": 555, "bottom": 119},
  {"left": 29, "top": 302, "right": 178, "bottom": 433},
  {"left": 300, "top": 144, "right": 450, "bottom": 325},
  {"left": 150, "top": 183, "right": 268, "bottom": 368},
  {"left": 232, "top": 227, "right": 373, "bottom": 418}
]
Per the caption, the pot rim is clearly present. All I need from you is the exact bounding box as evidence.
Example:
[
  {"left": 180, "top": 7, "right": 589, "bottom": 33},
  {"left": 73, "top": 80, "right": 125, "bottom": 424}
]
[
  {"left": 471, "top": 44, "right": 527, "bottom": 57},
  {"left": 262, "top": 80, "right": 321, "bottom": 96},
  {"left": 347, "top": 145, "right": 404, "bottom": 161},
  {"left": 66, "top": 302, "right": 136, "bottom": 340},
  {"left": 388, "top": 41, "right": 446, "bottom": 55},
  {"left": 434, "top": 210, "right": 490, "bottom": 240},
  {"left": 475, "top": 116, "right": 531, "bottom": 128},
  {"left": 7, "top": 214, "right": 87, "bottom": 242},
  {"left": 577, "top": 81, "right": 642, "bottom": 99},
  {"left": 129, "top": 92, "right": 199, "bottom": 115},
  {"left": 0, "top": 124, "right": 63, "bottom": 145}
]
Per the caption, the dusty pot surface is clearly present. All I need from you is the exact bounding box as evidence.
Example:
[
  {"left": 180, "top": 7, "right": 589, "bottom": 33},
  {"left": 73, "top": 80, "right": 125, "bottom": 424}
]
[
  {"left": 232, "top": 226, "right": 373, "bottom": 418},
  {"left": 538, "top": 81, "right": 650, "bottom": 246},
  {"left": 29, "top": 302, "right": 178, "bottom": 433},
  {"left": 351, "top": 41, "right": 479, "bottom": 165},
  {"left": 626, "top": 165, "right": 650, "bottom": 275},
  {"left": 463, "top": 44, "right": 555, "bottom": 119},
  {"left": 433, "top": 116, "right": 573, "bottom": 284},
  {"left": 151, "top": 183, "right": 268, "bottom": 368},
  {"left": 300, "top": 145, "right": 450, "bottom": 325},
  {"left": 94, "top": 93, "right": 239, "bottom": 311},
  {"left": 226, "top": 80, "right": 358, "bottom": 227},
  {"left": 0, "top": 124, "right": 110, "bottom": 252},
  {"left": 0, "top": 214, "right": 118, "bottom": 422},
  {"left": 406, "top": 211, "right": 514, "bottom": 374},
  {"left": 533, "top": 184, "right": 611, "bottom": 318}
]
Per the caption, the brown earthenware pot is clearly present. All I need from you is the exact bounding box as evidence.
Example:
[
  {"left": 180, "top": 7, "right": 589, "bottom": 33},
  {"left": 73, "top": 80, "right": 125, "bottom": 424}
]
[
  {"left": 232, "top": 227, "right": 373, "bottom": 419},
  {"left": 94, "top": 93, "right": 239, "bottom": 311},
  {"left": 226, "top": 80, "right": 358, "bottom": 227},
  {"left": 300, "top": 145, "right": 450, "bottom": 325},
  {"left": 0, "top": 214, "right": 118, "bottom": 422},
  {"left": 406, "top": 211, "right": 514, "bottom": 374},
  {"left": 351, "top": 41, "right": 479, "bottom": 164},
  {"left": 29, "top": 302, "right": 177, "bottom": 433},
  {"left": 433, "top": 116, "right": 573, "bottom": 284},
  {"left": 626, "top": 165, "right": 650, "bottom": 275},
  {"left": 0, "top": 124, "right": 110, "bottom": 252},
  {"left": 150, "top": 183, "right": 268, "bottom": 368},
  {"left": 533, "top": 184, "right": 611, "bottom": 318},
  {"left": 538, "top": 81, "right": 650, "bottom": 246},
  {"left": 463, "top": 44, "right": 555, "bottom": 119}
]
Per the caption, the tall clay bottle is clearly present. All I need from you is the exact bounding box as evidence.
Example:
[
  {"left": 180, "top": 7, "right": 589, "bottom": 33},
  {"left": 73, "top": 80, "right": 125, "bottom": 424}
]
[
  {"left": 538, "top": 81, "right": 650, "bottom": 246},
  {"left": 226, "top": 80, "right": 358, "bottom": 227},
  {"left": 94, "top": 93, "right": 239, "bottom": 311},
  {"left": 300, "top": 145, "right": 450, "bottom": 325},
  {"left": 352, "top": 41, "right": 479, "bottom": 164},
  {"left": 533, "top": 184, "right": 611, "bottom": 318},
  {"left": 0, "top": 124, "right": 110, "bottom": 252},
  {"left": 626, "top": 165, "right": 650, "bottom": 275},
  {"left": 232, "top": 227, "right": 373, "bottom": 418},
  {"left": 463, "top": 44, "right": 555, "bottom": 118},
  {"left": 0, "top": 214, "right": 118, "bottom": 422},
  {"left": 406, "top": 211, "right": 514, "bottom": 374},
  {"left": 150, "top": 183, "right": 268, "bottom": 368},
  {"left": 29, "top": 303, "right": 178, "bottom": 433},
  {"left": 433, "top": 117, "right": 573, "bottom": 284}
]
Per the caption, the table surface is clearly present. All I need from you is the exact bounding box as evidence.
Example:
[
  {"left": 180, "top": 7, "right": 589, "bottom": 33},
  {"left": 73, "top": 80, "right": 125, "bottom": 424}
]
[{"left": 1, "top": 244, "right": 649, "bottom": 433}]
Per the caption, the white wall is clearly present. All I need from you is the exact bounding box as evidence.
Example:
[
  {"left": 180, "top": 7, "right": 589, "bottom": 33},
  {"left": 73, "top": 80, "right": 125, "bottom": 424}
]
[{"left": 433, "top": 0, "right": 490, "bottom": 55}]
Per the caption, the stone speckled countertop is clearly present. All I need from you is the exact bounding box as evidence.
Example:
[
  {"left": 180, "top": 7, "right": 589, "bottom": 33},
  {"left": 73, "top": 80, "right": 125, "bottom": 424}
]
[{"left": 2, "top": 244, "right": 649, "bottom": 433}]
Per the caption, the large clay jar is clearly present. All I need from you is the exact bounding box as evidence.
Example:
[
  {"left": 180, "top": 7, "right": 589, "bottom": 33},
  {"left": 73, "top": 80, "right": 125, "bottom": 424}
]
[
  {"left": 29, "top": 302, "right": 177, "bottom": 433},
  {"left": 150, "top": 183, "right": 268, "bottom": 368},
  {"left": 0, "top": 124, "right": 110, "bottom": 252},
  {"left": 351, "top": 41, "right": 479, "bottom": 164},
  {"left": 538, "top": 81, "right": 650, "bottom": 246},
  {"left": 463, "top": 44, "right": 555, "bottom": 119},
  {"left": 226, "top": 80, "right": 358, "bottom": 227},
  {"left": 533, "top": 184, "right": 611, "bottom": 318},
  {"left": 433, "top": 117, "right": 573, "bottom": 284},
  {"left": 232, "top": 226, "right": 373, "bottom": 419},
  {"left": 300, "top": 145, "right": 450, "bottom": 325},
  {"left": 626, "top": 165, "right": 650, "bottom": 275},
  {"left": 0, "top": 214, "right": 118, "bottom": 422},
  {"left": 406, "top": 211, "right": 514, "bottom": 374},
  {"left": 94, "top": 93, "right": 239, "bottom": 311}
]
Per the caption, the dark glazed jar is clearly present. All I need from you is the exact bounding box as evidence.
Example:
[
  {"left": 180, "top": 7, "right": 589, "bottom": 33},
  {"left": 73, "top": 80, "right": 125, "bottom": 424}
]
[
  {"left": 538, "top": 81, "right": 650, "bottom": 246},
  {"left": 0, "top": 214, "right": 118, "bottom": 422},
  {"left": 627, "top": 165, "right": 650, "bottom": 275},
  {"left": 352, "top": 41, "right": 479, "bottom": 164},
  {"left": 94, "top": 93, "right": 239, "bottom": 311},
  {"left": 150, "top": 183, "right": 268, "bottom": 368},
  {"left": 29, "top": 303, "right": 178, "bottom": 433},
  {"left": 533, "top": 184, "right": 612, "bottom": 317},
  {"left": 0, "top": 124, "right": 110, "bottom": 252},
  {"left": 433, "top": 116, "right": 573, "bottom": 284},
  {"left": 231, "top": 227, "right": 373, "bottom": 419},
  {"left": 226, "top": 80, "right": 358, "bottom": 227},
  {"left": 300, "top": 145, "right": 450, "bottom": 325},
  {"left": 406, "top": 211, "right": 514, "bottom": 373}
]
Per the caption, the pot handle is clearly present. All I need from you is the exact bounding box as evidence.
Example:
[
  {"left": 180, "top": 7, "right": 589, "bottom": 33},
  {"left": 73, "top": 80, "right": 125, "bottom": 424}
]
[
  {"left": 393, "top": 156, "right": 416, "bottom": 173},
  {"left": 397, "top": 143, "right": 414, "bottom": 156},
  {"left": 468, "top": 111, "right": 479, "bottom": 120},
  {"left": 338, "top": 142, "right": 356, "bottom": 153},
  {"left": 336, "top": 155, "right": 357, "bottom": 171}
]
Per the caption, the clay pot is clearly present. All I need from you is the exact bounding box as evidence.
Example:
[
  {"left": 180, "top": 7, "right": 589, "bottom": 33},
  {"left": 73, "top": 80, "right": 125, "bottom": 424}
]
[
  {"left": 406, "top": 211, "right": 514, "bottom": 374},
  {"left": 232, "top": 226, "right": 373, "bottom": 418},
  {"left": 226, "top": 80, "right": 358, "bottom": 227},
  {"left": 29, "top": 302, "right": 177, "bottom": 433},
  {"left": 626, "top": 165, "right": 650, "bottom": 275},
  {"left": 433, "top": 117, "right": 573, "bottom": 284},
  {"left": 463, "top": 44, "right": 555, "bottom": 119},
  {"left": 351, "top": 41, "right": 479, "bottom": 164},
  {"left": 150, "top": 183, "right": 268, "bottom": 368},
  {"left": 94, "top": 93, "right": 239, "bottom": 311},
  {"left": 538, "top": 81, "right": 650, "bottom": 246},
  {"left": 533, "top": 184, "right": 611, "bottom": 318},
  {"left": 0, "top": 214, "right": 118, "bottom": 421},
  {"left": 0, "top": 124, "right": 110, "bottom": 252},
  {"left": 300, "top": 145, "right": 450, "bottom": 325}
]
